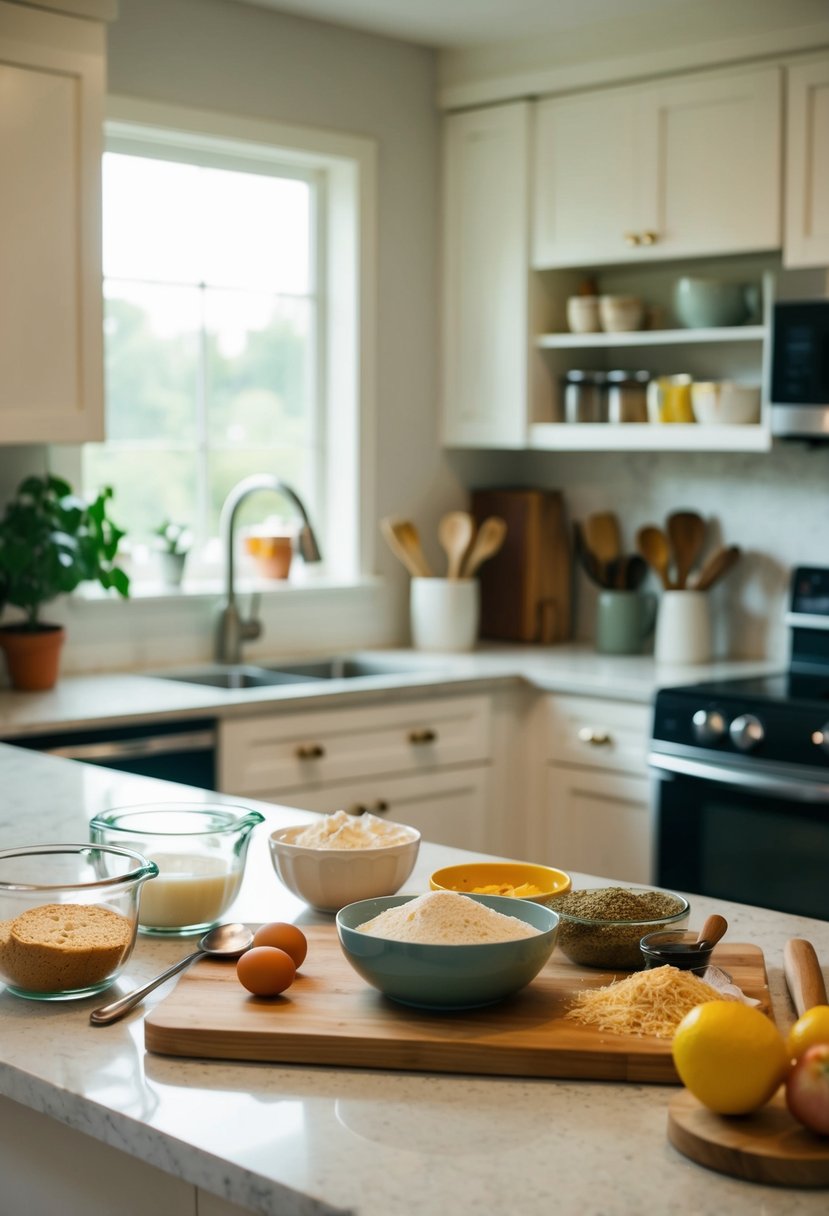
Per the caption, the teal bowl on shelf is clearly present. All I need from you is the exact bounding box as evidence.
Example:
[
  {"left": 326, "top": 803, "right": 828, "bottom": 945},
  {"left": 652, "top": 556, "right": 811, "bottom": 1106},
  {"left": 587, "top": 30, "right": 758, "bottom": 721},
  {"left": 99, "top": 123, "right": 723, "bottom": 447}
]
[{"left": 336, "top": 893, "right": 560, "bottom": 1010}]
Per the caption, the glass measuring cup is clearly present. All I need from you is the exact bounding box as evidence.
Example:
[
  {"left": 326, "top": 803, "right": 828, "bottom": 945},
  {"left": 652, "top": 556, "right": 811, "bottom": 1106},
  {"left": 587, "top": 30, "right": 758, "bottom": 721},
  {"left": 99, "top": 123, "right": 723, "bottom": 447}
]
[{"left": 89, "top": 803, "right": 264, "bottom": 936}]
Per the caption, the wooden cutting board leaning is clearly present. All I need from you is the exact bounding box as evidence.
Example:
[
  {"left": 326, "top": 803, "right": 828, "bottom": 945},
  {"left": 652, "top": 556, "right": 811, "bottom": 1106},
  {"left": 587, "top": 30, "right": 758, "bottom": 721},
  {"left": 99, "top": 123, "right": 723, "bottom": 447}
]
[{"left": 145, "top": 928, "right": 770, "bottom": 1084}]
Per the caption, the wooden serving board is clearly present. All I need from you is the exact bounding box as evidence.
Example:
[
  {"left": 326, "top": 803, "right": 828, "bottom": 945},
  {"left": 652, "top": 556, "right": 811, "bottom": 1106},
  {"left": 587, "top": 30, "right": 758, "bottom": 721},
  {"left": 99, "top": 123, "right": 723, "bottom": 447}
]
[
  {"left": 668, "top": 1089, "right": 829, "bottom": 1188},
  {"left": 144, "top": 931, "right": 770, "bottom": 1084}
]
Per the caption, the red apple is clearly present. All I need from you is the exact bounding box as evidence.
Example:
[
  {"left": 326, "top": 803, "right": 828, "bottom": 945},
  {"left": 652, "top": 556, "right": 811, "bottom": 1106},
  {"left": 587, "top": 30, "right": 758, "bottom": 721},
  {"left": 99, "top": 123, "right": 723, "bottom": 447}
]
[{"left": 786, "top": 1043, "right": 829, "bottom": 1135}]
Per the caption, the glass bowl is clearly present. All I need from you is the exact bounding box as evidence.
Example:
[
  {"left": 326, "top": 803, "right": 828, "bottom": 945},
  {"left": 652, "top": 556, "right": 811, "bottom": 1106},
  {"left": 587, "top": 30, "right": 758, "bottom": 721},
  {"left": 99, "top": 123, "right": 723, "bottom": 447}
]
[
  {"left": 0, "top": 843, "right": 158, "bottom": 1001},
  {"left": 640, "top": 929, "right": 713, "bottom": 976},
  {"left": 554, "top": 888, "right": 690, "bottom": 969},
  {"left": 89, "top": 803, "right": 264, "bottom": 936}
]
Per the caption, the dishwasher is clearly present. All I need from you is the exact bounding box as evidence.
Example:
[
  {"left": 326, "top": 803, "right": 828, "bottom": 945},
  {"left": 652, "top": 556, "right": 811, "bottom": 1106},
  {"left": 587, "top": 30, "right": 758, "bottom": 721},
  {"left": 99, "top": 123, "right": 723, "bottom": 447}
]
[{"left": 6, "top": 718, "right": 218, "bottom": 791}]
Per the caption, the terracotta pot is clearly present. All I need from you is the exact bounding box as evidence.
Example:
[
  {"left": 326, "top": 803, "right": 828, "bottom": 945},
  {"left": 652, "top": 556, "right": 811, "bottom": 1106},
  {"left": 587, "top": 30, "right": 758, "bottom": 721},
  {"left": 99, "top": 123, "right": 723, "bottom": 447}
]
[{"left": 0, "top": 624, "right": 66, "bottom": 691}]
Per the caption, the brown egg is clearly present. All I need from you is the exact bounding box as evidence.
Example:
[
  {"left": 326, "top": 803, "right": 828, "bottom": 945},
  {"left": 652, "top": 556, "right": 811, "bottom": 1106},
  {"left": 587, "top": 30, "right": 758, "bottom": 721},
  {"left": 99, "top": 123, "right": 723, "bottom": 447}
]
[
  {"left": 236, "top": 946, "right": 296, "bottom": 997},
  {"left": 252, "top": 922, "right": 308, "bottom": 969}
]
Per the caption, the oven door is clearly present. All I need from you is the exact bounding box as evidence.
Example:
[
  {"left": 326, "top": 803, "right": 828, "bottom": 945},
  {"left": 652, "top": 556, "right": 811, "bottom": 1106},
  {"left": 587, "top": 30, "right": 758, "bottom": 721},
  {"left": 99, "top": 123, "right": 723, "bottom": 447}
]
[{"left": 650, "top": 752, "right": 829, "bottom": 919}]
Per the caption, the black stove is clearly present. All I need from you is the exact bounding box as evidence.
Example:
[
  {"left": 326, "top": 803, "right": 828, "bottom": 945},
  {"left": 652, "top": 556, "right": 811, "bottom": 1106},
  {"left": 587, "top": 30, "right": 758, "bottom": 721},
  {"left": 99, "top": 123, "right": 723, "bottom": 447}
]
[{"left": 650, "top": 566, "right": 829, "bottom": 920}]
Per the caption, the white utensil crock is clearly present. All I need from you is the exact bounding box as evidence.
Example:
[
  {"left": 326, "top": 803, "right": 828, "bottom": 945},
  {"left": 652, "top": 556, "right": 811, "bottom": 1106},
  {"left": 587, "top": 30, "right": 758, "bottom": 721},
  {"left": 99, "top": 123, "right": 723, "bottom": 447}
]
[
  {"left": 654, "top": 590, "right": 712, "bottom": 665},
  {"left": 410, "top": 578, "right": 479, "bottom": 653}
]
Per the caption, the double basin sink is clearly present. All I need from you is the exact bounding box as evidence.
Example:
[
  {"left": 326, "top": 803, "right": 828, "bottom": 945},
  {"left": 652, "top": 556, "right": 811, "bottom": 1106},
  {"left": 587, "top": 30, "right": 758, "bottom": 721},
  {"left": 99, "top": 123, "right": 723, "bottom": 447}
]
[{"left": 157, "top": 656, "right": 433, "bottom": 692}]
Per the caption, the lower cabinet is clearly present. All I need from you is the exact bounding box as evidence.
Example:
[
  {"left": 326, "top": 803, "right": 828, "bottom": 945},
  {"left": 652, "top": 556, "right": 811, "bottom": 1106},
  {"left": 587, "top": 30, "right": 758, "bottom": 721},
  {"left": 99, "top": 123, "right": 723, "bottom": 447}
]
[
  {"left": 219, "top": 692, "right": 495, "bottom": 852},
  {"left": 532, "top": 693, "right": 654, "bottom": 883}
]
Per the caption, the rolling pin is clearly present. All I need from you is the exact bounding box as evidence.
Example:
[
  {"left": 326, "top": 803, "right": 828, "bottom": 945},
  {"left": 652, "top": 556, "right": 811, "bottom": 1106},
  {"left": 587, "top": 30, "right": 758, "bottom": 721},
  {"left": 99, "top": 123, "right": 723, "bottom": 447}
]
[{"left": 783, "top": 938, "right": 829, "bottom": 1017}]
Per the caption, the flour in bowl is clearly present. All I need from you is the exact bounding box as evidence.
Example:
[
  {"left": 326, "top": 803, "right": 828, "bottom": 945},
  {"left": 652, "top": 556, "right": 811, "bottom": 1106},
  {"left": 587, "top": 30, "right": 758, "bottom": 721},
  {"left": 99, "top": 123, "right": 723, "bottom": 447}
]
[
  {"left": 356, "top": 890, "right": 541, "bottom": 944},
  {"left": 291, "top": 810, "right": 414, "bottom": 849}
]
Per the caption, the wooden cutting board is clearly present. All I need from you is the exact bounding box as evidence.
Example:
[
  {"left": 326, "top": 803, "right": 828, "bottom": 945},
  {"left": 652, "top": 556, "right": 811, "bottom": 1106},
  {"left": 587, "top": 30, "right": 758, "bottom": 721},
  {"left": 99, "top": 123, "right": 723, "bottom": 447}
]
[
  {"left": 145, "top": 931, "right": 770, "bottom": 1083},
  {"left": 668, "top": 1089, "right": 829, "bottom": 1188}
]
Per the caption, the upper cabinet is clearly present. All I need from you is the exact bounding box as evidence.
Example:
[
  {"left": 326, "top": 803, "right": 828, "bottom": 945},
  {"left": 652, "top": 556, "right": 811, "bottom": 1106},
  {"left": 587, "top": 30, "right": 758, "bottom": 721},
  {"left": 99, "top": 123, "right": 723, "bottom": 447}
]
[
  {"left": 0, "top": 0, "right": 106, "bottom": 443},
  {"left": 533, "top": 66, "right": 782, "bottom": 269},
  {"left": 784, "top": 55, "right": 829, "bottom": 269},
  {"left": 441, "top": 102, "right": 530, "bottom": 448}
]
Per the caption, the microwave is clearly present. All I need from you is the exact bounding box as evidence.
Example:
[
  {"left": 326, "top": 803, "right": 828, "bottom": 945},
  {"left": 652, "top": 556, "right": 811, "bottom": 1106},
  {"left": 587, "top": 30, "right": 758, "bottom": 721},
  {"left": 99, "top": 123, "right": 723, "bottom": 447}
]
[{"left": 771, "top": 300, "right": 829, "bottom": 440}]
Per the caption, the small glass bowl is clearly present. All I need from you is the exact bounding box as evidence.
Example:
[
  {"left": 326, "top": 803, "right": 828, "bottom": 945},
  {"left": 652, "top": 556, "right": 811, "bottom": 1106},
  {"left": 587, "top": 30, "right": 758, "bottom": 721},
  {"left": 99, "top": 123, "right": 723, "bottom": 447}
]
[
  {"left": 0, "top": 843, "right": 158, "bottom": 1001},
  {"left": 89, "top": 803, "right": 264, "bottom": 936},
  {"left": 555, "top": 889, "right": 690, "bottom": 969},
  {"left": 640, "top": 929, "right": 713, "bottom": 976}
]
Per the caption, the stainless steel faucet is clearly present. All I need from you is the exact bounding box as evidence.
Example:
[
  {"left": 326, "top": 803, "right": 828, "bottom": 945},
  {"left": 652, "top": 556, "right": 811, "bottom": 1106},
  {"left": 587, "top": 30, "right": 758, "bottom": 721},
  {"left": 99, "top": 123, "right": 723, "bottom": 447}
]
[{"left": 216, "top": 474, "right": 323, "bottom": 664}]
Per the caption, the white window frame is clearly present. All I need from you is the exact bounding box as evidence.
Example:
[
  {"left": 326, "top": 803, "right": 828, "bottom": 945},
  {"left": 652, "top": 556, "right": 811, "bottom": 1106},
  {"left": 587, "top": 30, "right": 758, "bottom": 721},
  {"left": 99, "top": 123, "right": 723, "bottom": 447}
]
[{"left": 52, "top": 94, "right": 377, "bottom": 589}]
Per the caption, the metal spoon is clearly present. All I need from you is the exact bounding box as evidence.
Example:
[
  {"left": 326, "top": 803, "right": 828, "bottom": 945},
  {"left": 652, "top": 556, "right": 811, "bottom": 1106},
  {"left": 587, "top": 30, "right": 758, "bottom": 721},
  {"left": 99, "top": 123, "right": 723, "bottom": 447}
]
[{"left": 89, "top": 922, "right": 254, "bottom": 1026}]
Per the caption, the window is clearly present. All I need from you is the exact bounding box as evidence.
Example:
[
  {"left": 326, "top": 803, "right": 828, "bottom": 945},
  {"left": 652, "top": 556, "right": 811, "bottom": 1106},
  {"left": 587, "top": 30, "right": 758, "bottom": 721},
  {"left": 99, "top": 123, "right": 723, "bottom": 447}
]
[{"left": 78, "top": 102, "right": 375, "bottom": 587}]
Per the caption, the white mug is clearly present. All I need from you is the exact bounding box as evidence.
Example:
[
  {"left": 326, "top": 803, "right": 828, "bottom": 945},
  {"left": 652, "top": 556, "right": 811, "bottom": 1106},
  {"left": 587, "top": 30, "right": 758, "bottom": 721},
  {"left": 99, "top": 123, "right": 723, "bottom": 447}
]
[
  {"left": 410, "top": 578, "right": 480, "bottom": 652},
  {"left": 654, "top": 590, "right": 712, "bottom": 665}
]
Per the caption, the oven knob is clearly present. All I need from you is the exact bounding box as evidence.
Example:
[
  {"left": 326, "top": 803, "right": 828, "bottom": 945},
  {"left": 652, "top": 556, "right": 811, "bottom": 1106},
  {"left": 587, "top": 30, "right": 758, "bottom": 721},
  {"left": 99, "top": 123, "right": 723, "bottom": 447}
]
[
  {"left": 729, "top": 714, "right": 764, "bottom": 751},
  {"left": 692, "top": 709, "right": 727, "bottom": 744},
  {"left": 812, "top": 725, "right": 829, "bottom": 754}
]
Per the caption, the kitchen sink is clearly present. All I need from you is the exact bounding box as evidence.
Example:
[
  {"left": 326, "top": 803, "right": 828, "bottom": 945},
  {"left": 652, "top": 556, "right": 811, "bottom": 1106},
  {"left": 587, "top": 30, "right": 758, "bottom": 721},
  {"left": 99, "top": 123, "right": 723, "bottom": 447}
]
[{"left": 156, "top": 656, "right": 436, "bottom": 691}]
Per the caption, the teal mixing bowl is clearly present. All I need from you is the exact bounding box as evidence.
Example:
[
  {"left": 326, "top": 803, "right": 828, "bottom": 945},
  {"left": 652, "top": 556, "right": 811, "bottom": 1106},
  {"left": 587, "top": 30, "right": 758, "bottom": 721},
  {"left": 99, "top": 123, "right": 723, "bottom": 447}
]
[{"left": 336, "top": 893, "right": 559, "bottom": 1010}]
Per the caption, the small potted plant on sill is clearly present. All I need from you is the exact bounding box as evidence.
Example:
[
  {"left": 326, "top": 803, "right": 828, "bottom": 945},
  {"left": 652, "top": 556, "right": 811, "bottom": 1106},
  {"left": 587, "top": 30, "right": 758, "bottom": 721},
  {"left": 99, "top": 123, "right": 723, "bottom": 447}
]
[
  {"left": 153, "top": 519, "right": 192, "bottom": 589},
  {"left": 0, "top": 474, "right": 130, "bottom": 691}
]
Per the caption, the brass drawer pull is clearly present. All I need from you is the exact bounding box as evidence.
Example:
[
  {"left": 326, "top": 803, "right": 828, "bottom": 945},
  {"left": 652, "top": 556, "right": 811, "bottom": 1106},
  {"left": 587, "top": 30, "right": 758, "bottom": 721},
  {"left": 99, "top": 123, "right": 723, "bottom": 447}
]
[
  {"left": 408, "top": 728, "right": 436, "bottom": 745},
  {"left": 640, "top": 230, "right": 658, "bottom": 245},
  {"left": 295, "top": 743, "right": 325, "bottom": 760},
  {"left": 347, "top": 800, "right": 389, "bottom": 817},
  {"left": 577, "top": 727, "right": 612, "bottom": 746},
  {"left": 624, "top": 231, "right": 641, "bottom": 246}
]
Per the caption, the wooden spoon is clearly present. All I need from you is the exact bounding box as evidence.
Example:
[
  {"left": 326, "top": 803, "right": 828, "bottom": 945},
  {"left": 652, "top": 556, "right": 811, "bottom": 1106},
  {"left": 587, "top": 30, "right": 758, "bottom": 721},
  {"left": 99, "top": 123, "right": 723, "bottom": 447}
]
[
  {"left": 695, "top": 914, "right": 728, "bottom": 951},
  {"left": 784, "top": 938, "right": 828, "bottom": 1017},
  {"left": 438, "top": 511, "right": 475, "bottom": 580},
  {"left": 636, "top": 525, "right": 674, "bottom": 590},
  {"left": 380, "top": 517, "right": 432, "bottom": 578},
  {"left": 460, "top": 516, "right": 507, "bottom": 577},
  {"left": 666, "top": 511, "right": 706, "bottom": 590},
  {"left": 692, "top": 545, "right": 741, "bottom": 591},
  {"left": 574, "top": 521, "right": 607, "bottom": 588},
  {"left": 583, "top": 512, "right": 621, "bottom": 571}
]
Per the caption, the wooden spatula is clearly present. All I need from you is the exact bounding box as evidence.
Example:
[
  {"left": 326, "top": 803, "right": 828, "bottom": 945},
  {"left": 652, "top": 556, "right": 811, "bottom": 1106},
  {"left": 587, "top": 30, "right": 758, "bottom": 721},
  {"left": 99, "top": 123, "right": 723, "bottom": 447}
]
[
  {"left": 584, "top": 512, "right": 621, "bottom": 570},
  {"left": 666, "top": 511, "right": 706, "bottom": 590},
  {"left": 692, "top": 544, "right": 741, "bottom": 591},
  {"left": 636, "top": 524, "right": 673, "bottom": 590},
  {"left": 784, "top": 938, "right": 829, "bottom": 1017},
  {"left": 460, "top": 516, "right": 506, "bottom": 577}
]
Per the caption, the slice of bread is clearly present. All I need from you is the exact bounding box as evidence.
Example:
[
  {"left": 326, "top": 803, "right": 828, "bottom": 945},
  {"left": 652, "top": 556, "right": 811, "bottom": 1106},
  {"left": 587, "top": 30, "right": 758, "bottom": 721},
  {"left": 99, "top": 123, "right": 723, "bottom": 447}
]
[{"left": 0, "top": 903, "right": 132, "bottom": 993}]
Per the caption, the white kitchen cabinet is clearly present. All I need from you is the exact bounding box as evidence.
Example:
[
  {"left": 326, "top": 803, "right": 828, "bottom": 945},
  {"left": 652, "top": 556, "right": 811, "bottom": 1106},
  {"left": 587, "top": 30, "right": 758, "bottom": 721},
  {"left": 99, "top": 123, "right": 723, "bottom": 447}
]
[
  {"left": 219, "top": 693, "right": 495, "bottom": 851},
  {"left": 533, "top": 65, "right": 781, "bottom": 268},
  {"left": 0, "top": 0, "right": 105, "bottom": 443},
  {"left": 441, "top": 101, "right": 531, "bottom": 448},
  {"left": 531, "top": 694, "right": 654, "bottom": 884},
  {"left": 784, "top": 56, "right": 829, "bottom": 269}
]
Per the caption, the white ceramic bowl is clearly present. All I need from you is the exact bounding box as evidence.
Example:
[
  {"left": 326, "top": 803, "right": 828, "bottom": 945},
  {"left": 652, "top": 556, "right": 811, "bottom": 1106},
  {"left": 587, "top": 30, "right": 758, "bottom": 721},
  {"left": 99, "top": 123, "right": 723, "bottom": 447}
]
[
  {"left": 691, "top": 381, "right": 761, "bottom": 425},
  {"left": 268, "top": 822, "right": 421, "bottom": 913}
]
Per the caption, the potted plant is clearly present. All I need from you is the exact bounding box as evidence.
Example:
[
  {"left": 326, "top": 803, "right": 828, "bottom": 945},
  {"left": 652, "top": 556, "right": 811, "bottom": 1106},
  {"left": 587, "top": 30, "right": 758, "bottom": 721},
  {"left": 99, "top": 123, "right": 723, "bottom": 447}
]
[
  {"left": 153, "top": 519, "right": 192, "bottom": 588},
  {"left": 0, "top": 474, "right": 130, "bottom": 691}
]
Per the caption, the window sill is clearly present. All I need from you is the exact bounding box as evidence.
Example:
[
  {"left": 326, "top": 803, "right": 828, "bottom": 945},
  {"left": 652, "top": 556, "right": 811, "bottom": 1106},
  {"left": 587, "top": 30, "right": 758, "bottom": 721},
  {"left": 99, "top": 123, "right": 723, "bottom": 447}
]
[{"left": 67, "top": 571, "right": 383, "bottom": 608}]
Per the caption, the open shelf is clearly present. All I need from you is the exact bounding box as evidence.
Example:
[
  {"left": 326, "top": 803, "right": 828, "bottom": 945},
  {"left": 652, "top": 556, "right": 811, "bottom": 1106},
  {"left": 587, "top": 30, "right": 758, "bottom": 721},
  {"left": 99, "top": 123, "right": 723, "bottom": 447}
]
[
  {"left": 529, "top": 422, "right": 772, "bottom": 452},
  {"left": 536, "top": 325, "right": 767, "bottom": 350}
]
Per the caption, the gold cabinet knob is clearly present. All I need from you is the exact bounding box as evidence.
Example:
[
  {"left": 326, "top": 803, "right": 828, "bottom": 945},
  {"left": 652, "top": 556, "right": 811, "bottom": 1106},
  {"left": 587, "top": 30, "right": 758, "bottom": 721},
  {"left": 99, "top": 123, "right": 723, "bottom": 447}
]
[
  {"left": 408, "top": 728, "right": 436, "bottom": 745},
  {"left": 624, "top": 232, "right": 641, "bottom": 247},
  {"left": 577, "top": 726, "right": 612, "bottom": 746},
  {"left": 640, "top": 230, "right": 658, "bottom": 245},
  {"left": 295, "top": 743, "right": 325, "bottom": 760},
  {"left": 347, "top": 799, "right": 389, "bottom": 817}
]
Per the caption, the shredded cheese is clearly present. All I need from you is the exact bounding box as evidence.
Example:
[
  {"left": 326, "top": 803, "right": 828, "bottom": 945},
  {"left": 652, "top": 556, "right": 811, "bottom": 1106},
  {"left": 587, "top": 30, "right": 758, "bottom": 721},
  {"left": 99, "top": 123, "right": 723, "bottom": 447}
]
[{"left": 566, "top": 964, "right": 729, "bottom": 1039}]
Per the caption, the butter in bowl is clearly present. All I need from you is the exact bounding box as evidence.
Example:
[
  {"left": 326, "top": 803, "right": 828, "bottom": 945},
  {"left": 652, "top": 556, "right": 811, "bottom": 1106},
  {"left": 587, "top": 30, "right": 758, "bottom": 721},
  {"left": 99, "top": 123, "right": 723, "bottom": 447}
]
[{"left": 429, "top": 861, "right": 571, "bottom": 907}]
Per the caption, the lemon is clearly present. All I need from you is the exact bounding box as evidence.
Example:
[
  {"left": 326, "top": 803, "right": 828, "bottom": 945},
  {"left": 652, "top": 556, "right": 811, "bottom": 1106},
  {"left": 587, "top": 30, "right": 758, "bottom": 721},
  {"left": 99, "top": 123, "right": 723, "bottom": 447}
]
[
  {"left": 672, "top": 1001, "right": 789, "bottom": 1115},
  {"left": 786, "top": 1005, "right": 829, "bottom": 1061}
]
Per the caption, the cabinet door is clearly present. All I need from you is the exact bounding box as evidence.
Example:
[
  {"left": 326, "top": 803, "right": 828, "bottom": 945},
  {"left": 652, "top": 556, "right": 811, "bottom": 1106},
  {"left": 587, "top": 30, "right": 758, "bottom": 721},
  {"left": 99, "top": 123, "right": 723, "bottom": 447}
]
[
  {"left": 533, "top": 89, "right": 641, "bottom": 268},
  {"left": 540, "top": 694, "right": 651, "bottom": 775},
  {"left": 639, "top": 66, "right": 781, "bottom": 260},
  {"left": 784, "top": 57, "right": 829, "bottom": 268},
  {"left": 542, "top": 765, "right": 653, "bottom": 884},
  {"left": 442, "top": 102, "right": 530, "bottom": 448},
  {"left": 0, "top": 2, "right": 105, "bottom": 442},
  {"left": 264, "top": 766, "right": 492, "bottom": 853}
]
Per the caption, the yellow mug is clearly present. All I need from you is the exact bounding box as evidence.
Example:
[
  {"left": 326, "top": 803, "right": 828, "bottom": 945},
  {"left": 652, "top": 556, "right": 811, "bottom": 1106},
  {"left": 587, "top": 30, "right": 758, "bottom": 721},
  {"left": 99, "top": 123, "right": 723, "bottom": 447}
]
[{"left": 647, "top": 375, "right": 694, "bottom": 424}]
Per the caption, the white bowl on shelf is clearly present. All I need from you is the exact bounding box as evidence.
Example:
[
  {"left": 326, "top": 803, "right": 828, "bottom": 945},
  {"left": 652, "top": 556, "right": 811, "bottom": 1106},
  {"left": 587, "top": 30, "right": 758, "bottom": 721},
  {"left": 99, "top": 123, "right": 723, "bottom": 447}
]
[{"left": 691, "top": 382, "right": 761, "bottom": 426}]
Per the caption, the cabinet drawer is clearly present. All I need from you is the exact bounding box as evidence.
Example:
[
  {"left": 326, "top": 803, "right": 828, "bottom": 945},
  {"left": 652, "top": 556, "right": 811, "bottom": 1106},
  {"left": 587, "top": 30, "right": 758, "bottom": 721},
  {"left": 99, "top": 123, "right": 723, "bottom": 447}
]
[
  {"left": 540, "top": 695, "right": 651, "bottom": 774},
  {"left": 219, "top": 694, "right": 491, "bottom": 795},
  {"left": 271, "top": 766, "right": 491, "bottom": 853}
]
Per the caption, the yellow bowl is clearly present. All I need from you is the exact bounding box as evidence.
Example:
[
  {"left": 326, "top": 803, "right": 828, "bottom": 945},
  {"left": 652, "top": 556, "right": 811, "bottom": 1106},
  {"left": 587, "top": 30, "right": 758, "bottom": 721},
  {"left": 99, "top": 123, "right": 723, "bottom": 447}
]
[{"left": 429, "top": 861, "right": 571, "bottom": 908}]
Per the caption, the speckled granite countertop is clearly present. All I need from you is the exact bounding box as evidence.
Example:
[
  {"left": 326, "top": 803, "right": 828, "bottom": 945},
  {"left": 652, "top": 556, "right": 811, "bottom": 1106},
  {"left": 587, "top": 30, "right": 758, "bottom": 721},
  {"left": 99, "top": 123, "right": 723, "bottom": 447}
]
[
  {"left": 0, "top": 745, "right": 826, "bottom": 1215},
  {"left": 0, "top": 645, "right": 780, "bottom": 737}
]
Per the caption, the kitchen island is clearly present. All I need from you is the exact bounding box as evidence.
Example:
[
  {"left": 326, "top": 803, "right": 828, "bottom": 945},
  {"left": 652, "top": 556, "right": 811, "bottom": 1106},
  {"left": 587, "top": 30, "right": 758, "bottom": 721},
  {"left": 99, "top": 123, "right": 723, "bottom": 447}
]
[{"left": 0, "top": 743, "right": 827, "bottom": 1216}]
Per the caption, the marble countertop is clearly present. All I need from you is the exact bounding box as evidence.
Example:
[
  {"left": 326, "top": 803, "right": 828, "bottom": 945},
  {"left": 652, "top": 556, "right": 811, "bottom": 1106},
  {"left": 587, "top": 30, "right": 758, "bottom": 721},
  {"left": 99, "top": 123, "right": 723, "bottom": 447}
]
[
  {"left": 1, "top": 745, "right": 827, "bottom": 1214},
  {"left": 0, "top": 644, "right": 781, "bottom": 737}
]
